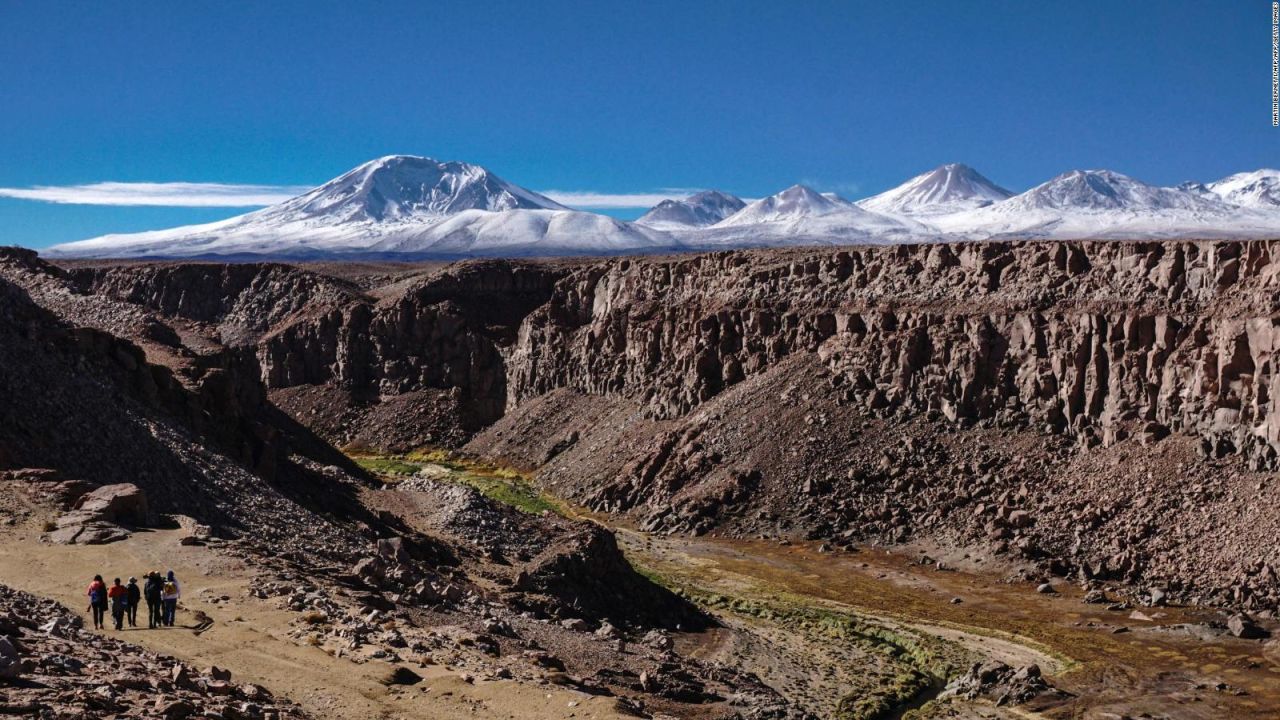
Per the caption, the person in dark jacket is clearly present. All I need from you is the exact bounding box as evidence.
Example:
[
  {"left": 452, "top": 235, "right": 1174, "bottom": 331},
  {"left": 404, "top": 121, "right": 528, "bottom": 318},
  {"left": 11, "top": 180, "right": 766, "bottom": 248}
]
[
  {"left": 125, "top": 577, "right": 141, "bottom": 627},
  {"left": 86, "top": 575, "right": 107, "bottom": 630},
  {"left": 143, "top": 572, "right": 163, "bottom": 629}
]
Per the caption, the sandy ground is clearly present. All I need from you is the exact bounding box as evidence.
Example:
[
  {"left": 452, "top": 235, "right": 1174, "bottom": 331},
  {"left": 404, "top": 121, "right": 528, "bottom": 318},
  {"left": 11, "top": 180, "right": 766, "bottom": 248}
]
[{"left": 0, "top": 522, "right": 629, "bottom": 720}]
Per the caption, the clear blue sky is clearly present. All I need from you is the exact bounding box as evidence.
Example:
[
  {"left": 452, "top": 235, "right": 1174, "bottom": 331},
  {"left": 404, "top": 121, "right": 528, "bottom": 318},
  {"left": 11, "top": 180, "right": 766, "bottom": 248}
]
[{"left": 1, "top": 0, "right": 1275, "bottom": 247}]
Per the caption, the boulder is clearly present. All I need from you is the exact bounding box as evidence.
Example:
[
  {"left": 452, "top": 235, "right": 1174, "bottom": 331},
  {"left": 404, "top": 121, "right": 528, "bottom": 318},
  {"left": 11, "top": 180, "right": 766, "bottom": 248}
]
[
  {"left": 155, "top": 699, "right": 196, "bottom": 719},
  {"left": 381, "top": 666, "right": 423, "bottom": 686},
  {"left": 48, "top": 480, "right": 93, "bottom": 508},
  {"left": 74, "top": 483, "right": 150, "bottom": 525},
  {"left": 1227, "top": 613, "right": 1269, "bottom": 639},
  {"left": 76, "top": 522, "right": 133, "bottom": 545},
  {"left": 0, "top": 635, "right": 20, "bottom": 679},
  {"left": 376, "top": 537, "right": 410, "bottom": 565}
]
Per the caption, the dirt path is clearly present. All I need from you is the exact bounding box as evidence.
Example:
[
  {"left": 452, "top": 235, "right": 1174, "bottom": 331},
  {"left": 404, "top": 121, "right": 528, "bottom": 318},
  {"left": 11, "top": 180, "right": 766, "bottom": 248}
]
[{"left": 0, "top": 523, "right": 629, "bottom": 720}]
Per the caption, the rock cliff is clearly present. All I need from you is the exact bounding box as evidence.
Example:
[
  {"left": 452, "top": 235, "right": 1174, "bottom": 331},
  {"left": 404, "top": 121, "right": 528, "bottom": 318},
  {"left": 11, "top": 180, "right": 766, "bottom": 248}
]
[{"left": 508, "top": 241, "right": 1280, "bottom": 467}]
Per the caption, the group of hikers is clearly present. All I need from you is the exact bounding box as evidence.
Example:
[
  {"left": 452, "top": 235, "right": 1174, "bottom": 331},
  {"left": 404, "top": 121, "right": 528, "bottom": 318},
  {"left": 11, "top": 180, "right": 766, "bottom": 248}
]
[{"left": 85, "top": 571, "right": 181, "bottom": 631}]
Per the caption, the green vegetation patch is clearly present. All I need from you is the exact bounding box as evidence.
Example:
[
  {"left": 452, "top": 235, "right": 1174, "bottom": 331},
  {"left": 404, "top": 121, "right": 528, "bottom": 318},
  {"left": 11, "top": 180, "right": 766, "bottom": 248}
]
[
  {"left": 453, "top": 470, "right": 560, "bottom": 515},
  {"left": 352, "top": 456, "right": 421, "bottom": 476},
  {"left": 346, "top": 446, "right": 562, "bottom": 516}
]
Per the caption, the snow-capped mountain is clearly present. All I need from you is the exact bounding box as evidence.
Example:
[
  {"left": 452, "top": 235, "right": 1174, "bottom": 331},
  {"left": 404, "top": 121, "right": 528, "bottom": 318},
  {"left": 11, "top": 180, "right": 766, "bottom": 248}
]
[
  {"left": 999, "top": 169, "right": 1214, "bottom": 212},
  {"left": 715, "top": 185, "right": 853, "bottom": 226},
  {"left": 274, "top": 155, "right": 568, "bottom": 223},
  {"left": 686, "top": 184, "right": 928, "bottom": 247},
  {"left": 1204, "top": 170, "right": 1280, "bottom": 208},
  {"left": 636, "top": 190, "right": 746, "bottom": 229},
  {"left": 40, "top": 159, "right": 1280, "bottom": 260},
  {"left": 45, "top": 156, "right": 675, "bottom": 258},
  {"left": 858, "top": 163, "right": 1011, "bottom": 216},
  {"left": 932, "top": 169, "right": 1275, "bottom": 239}
]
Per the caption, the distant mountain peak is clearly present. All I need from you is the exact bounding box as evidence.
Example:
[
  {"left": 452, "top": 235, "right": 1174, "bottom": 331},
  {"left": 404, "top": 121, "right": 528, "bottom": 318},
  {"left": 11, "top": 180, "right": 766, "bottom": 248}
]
[
  {"left": 637, "top": 190, "right": 745, "bottom": 228},
  {"left": 271, "top": 155, "right": 567, "bottom": 224},
  {"left": 716, "top": 184, "right": 855, "bottom": 227},
  {"left": 858, "top": 163, "right": 1011, "bottom": 216},
  {"left": 1001, "top": 169, "right": 1218, "bottom": 212},
  {"left": 1205, "top": 169, "right": 1280, "bottom": 208}
]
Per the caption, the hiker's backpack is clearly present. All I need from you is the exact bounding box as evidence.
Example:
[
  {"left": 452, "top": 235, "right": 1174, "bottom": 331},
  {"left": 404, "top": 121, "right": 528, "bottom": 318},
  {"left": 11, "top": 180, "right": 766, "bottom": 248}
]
[
  {"left": 90, "top": 586, "right": 104, "bottom": 604},
  {"left": 163, "top": 581, "right": 177, "bottom": 596}
]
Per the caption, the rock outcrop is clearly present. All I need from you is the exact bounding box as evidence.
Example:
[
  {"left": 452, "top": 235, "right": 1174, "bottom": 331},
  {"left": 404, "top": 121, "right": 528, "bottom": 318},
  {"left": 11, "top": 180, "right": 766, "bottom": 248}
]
[
  {"left": 49, "top": 483, "right": 151, "bottom": 545},
  {"left": 0, "top": 249, "right": 372, "bottom": 562}
]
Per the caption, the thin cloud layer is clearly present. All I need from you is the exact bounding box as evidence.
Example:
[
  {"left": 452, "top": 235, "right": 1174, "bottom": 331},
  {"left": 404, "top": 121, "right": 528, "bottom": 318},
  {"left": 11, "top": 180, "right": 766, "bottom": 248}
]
[
  {"left": 0, "top": 181, "right": 704, "bottom": 209},
  {"left": 0, "top": 182, "right": 314, "bottom": 207}
]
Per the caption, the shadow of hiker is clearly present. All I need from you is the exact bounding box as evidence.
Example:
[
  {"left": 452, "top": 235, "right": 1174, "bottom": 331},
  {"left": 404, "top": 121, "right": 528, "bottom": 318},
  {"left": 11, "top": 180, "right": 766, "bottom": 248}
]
[{"left": 182, "top": 609, "right": 214, "bottom": 635}]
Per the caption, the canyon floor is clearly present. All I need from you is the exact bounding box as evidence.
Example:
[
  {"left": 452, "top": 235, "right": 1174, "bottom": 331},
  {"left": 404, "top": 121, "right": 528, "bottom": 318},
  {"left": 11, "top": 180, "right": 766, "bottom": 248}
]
[{"left": 2, "top": 458, "right": 1277, "bottom": 719}]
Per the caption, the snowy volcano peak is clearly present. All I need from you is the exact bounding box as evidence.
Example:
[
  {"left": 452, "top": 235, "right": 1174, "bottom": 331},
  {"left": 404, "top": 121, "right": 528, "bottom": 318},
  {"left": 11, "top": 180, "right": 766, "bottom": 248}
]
[
  {"left": 858, "top": 163, "right": 1011, "bottom": 216},
  {"left": 1002, "top": 169, "right": 1219, "bottom": 212},
  {"left": 1206, "top": 169, "right": 1280, "bottom": 208},
  {"left": 43, "top": 155, "right": 579, "bottom": 259},
  {"left": 267, "top": 155, "right": 567, "bottom": 224},
  {"left": 636, "top": 190, "right": 746, "bottom": 228},
  {"left": 717, "top": 184, "right": 852, "bottom": 226}
]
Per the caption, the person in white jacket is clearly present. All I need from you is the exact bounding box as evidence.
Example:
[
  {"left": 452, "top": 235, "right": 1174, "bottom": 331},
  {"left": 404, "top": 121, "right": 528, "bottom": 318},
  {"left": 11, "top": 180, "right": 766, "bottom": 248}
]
[{"left": 160, "top": 570, "right": 181, "bottom": 627}]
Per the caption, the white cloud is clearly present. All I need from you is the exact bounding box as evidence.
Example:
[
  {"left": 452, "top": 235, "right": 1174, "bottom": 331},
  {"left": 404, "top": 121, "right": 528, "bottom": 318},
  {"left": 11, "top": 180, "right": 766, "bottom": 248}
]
[
  {"left": 0, "top": 182, "right": 313, "bottom": 207},
  {"left": 0, "top": 181, "right": 730, "bottom": 211},
  {"left": 537, "top": 189, "right": 704, "bottom": 209}
]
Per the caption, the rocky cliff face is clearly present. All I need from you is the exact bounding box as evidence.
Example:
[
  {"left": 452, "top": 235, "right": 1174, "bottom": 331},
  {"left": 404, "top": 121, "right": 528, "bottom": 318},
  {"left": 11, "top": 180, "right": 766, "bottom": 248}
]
[
  {"left": 68, "top": 262, "right": 363, "bottom": 345},
  {"left": 508, "top": 241, "right": 1280, "bottom": 467},
  {"left": 62, "top": 258, "right": 564, "bottom": 445},
  {"left": 254, "top": 261, "right": 562, "bottom": 441}
]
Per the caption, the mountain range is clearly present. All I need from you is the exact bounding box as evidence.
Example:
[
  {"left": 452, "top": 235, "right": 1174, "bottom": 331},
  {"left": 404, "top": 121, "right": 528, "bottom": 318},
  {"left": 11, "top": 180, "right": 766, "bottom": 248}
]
[{"left": 43, "top": 156, "right": 1280, "bottom": 259}]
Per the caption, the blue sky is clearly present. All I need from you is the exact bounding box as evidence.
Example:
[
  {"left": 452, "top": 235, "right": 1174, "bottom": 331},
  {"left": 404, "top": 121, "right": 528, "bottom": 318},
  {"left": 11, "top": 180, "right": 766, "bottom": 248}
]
[{"left": 1, "top": 0, "right": 1275, "bottom": 248}]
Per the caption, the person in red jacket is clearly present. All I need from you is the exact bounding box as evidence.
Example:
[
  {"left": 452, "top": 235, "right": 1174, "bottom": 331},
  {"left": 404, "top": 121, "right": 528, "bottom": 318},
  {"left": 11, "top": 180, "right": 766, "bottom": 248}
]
[
  {"left": 85, "top": 575, "right": 107, "bottom": 630},
  {"left": 106, "top": 577, "right": 128, "bottom": 631}
]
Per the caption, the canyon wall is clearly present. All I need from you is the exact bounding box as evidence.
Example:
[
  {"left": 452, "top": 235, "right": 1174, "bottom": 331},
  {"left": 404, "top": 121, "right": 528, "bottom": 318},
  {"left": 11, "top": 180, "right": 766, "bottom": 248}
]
[
  {"left": 508, "top": 241, "right": 1280, "bottom": 467},
  {"left": 69, "top": 263, "right": 363, "bottom": 345},
  {"left": 254, "top": 261, "right": 562, "bottom": 430}
]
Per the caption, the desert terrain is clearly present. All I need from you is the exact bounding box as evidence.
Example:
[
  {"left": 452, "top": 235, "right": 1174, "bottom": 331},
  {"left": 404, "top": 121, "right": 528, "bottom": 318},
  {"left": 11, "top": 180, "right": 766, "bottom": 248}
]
[{"left": 2, "top": 240, "right": 1279, "bottom": 719}]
